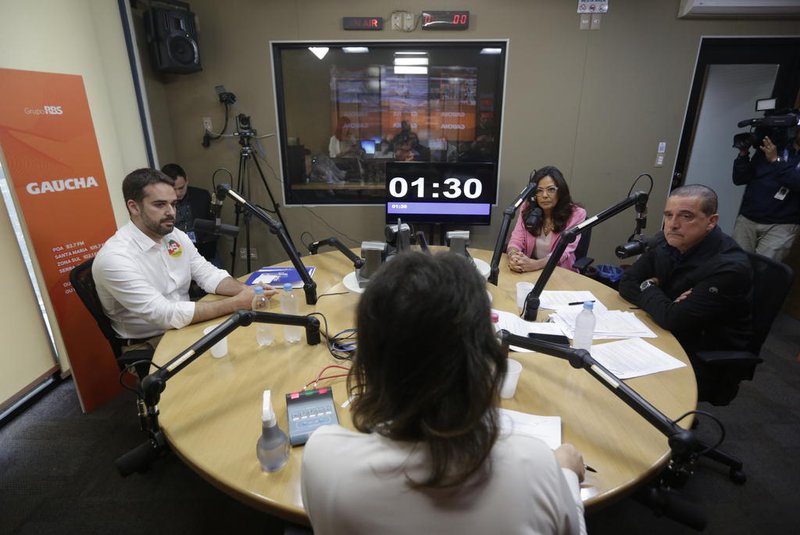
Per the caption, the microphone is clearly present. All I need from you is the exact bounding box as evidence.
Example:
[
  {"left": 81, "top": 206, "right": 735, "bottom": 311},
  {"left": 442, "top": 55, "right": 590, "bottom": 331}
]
[
  {"left": 385, "top": 221, "right": 411, "bottom": 254},
  {"left": 634, "top": 191, "right": 648, "bottom": 232},
  {"left": 524, "top": 207, "right": 543, "bottom": 234},
  {"left": 615, "top": 234, "right": 658, "bottom": 259},
  {"left": 356, "top": 241, "right": 387, "bottom": 288},
  {"left": 446, "top": 230, "right": 470, "bottom": 257},
  {"left": 114, "top": 431, "right": 167, "bottom": 476},
  {"left": 193, "top": 185, "right": 239, "bottom": 237},
  {"left": 193, "top": 218, "right": 240, "bottom": 237}
]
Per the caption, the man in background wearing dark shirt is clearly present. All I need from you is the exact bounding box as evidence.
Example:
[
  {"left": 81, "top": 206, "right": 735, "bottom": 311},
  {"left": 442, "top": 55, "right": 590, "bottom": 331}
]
[
  {"left": 732, "top": 130, "right": 800, "bottom": 261},
  {"left": 161, "top": 163, "right": 220, "bottom": 266},
  {"left": 619, "top": 185, "right": 752, "bottom": 384}
]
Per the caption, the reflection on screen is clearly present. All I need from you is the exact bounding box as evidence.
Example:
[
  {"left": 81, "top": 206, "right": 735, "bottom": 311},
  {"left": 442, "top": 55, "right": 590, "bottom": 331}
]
[
  {"left": 273, "top": 41, "right": 507, "bottom": 206},
  {"left": 360, "top": 139, "right": 376, "bottom": 154}
]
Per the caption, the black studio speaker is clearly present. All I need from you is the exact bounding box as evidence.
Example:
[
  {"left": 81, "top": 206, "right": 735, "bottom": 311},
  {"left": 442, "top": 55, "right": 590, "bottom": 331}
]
[{"left": 145, "top": 5, "right": 202, "bottom": 74}]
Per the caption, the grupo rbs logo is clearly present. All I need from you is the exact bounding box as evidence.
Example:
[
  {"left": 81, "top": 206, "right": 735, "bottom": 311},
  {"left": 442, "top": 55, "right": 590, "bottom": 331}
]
[{"left": 24, "top": 104, "right": 64, "bottom": 115}]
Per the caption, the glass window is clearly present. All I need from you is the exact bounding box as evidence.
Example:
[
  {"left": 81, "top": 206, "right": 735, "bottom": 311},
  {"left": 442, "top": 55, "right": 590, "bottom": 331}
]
[{"left": 272, "top": 41, "right": 507, "bottom": 208}]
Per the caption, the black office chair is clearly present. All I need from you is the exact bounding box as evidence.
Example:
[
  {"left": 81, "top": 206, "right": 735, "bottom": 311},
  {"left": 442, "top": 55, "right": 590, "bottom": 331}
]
[
  {"left": 573, "top": 227, "right": 594, "bottom": 275},
  {"left": 693, "top": 251, "right": 794, "bottom": 407},
  {"left": 69, "top": 258, "right": 153, "bottom": 380},
  {"left": 679, "top": 252, "right": 793, "bottom": 485}
]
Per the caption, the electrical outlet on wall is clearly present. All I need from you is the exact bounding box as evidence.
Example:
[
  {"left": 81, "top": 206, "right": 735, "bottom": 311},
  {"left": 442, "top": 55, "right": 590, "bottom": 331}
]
[
  {"left": 391, "top": 12, "right": 403, "bottom": 30},
  {"left": 403, "top": 12, "right": 414, "bottom": 30},
  {"left": 391, "top": 11, "right": 414, "bottom": 31},
  {"left": 202, "top": 116, "right": 213, "bottom": 132}
]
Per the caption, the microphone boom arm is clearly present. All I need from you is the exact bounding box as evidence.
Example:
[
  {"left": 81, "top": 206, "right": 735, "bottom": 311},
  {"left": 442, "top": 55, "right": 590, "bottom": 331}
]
[
  {"left": 116, "top": 310, "right": 321, "bottom": 476},
  {"left": 522, "top": 191, "right": 648, "bottom": 320},
  {"left": 141, "top": 309, "right": 321, "bottom": 408},
  {"left": 489, "top": 181, "right": 539, "bottom": 285},
  {"left": 221, "top": 186, "right": 318, "bottom": 305},
  {"left": 308, "top": 237, "right": 365, "bottom": 270},
  {"left": 497, "top": 330, "right": 697, "bottom": 460}
]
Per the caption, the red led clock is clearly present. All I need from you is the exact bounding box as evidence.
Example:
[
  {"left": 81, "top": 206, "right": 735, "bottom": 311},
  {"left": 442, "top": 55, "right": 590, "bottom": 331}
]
[{"left": 421, "top": 10, "right": 470, "bottom": 30}]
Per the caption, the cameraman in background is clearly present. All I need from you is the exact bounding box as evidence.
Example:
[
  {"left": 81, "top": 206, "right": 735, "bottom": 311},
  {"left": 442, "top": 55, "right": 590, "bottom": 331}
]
[{"left": 732, "top": 117, "right": 800, "bottom": 261}]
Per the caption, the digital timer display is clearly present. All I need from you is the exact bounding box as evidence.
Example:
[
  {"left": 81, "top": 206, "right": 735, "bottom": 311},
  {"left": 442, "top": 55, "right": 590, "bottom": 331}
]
[
  {"left": 421, "top": 11, "right": 470, "bottom": 31},
  {"left": 385, "top": 162, "right": 495, "bottom": 225}
]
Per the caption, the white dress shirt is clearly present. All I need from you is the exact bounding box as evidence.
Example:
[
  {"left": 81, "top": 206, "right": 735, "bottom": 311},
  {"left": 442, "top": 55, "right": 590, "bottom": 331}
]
[
  {"left": 92, "top": 221, "right": 230, "bottom": 339},
  {"left": 302, "top": 425, "right": 586, "bottom": 535}
]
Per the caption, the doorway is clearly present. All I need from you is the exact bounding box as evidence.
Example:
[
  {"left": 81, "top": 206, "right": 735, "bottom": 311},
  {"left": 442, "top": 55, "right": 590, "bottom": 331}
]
[{"left": 674, "top": 36, "right": 800, "bottom": 317}]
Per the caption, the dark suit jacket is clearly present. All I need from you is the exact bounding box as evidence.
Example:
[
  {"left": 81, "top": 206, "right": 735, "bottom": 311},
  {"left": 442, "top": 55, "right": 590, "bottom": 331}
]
[{"left": 618, "top": 227, "right": 753, "bottom": 356}]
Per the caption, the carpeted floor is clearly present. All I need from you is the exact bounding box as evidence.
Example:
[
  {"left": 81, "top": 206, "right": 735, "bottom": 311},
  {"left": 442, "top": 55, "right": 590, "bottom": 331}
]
[{"left": 2, "top": 314, "right": 799, "bottom": 534}]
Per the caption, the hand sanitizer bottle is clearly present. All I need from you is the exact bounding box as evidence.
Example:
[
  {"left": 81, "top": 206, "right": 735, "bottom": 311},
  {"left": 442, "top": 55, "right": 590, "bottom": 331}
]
[{"left": 256, "top": 390, "right": 289, "bottom": 472}]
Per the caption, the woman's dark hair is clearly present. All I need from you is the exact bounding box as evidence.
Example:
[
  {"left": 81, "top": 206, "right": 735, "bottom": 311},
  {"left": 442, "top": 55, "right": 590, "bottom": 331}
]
[
  {"left": 349, "top": 252, "right": 507, "bottom": 489},
  {"left": 521, "top": 165, "right": 576, "bottom": 235}
]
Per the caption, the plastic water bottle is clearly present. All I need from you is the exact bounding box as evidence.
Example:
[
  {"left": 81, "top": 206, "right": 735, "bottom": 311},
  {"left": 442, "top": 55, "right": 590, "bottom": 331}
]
[
  {"left": 256, "top": 390, "right": 289, "bottom": 472},
  {"left": 280, "top": 282, "right": 302, "bottom": 343},
  {"left": 252, "top": 286, "right": 274, "bottom": 346},
  {"left": 572, "top": 301, "right": 596, "bottom": 351}
]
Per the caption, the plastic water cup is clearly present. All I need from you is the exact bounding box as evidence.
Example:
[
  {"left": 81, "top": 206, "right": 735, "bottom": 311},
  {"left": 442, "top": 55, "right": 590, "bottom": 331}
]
[
  {"left": 203, "top": 324, "right": 228, "bottom": 358},
  {"left": 501, "top": 359, "right": 523, "bottom": 399},
  {"left": 516, "top": 282, "right": 534, "bottom": 312}
]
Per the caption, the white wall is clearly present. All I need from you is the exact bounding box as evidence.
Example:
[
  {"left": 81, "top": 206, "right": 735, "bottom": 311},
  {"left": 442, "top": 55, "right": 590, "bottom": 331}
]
[
  {"left": 134, "top": 0, "right": 800, "bottom": 272},
  {"left": 685, "top": 64, "right": 779, "bottom": 234},
  {"left": 0, "top": 0, "right": 149, "bottom": 406}
]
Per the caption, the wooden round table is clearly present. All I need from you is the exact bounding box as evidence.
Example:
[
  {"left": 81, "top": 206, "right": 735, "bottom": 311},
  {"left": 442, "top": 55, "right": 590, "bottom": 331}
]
[{"left": 152, "top": 248, "right": 697, "bottom": 526}]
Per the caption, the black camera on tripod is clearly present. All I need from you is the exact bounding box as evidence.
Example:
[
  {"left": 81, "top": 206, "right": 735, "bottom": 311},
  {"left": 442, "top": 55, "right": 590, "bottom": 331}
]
[
  {"left": 733, "top": 98, "right": 800, "bottom": 151},
  {"left": 236, "top": 113, "right": 256, "bottom": 138}
]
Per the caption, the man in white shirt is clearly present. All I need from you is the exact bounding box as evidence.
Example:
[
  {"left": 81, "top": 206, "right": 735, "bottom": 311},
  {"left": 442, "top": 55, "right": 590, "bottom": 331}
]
[{"left": 93, "top": 168, "right": 276, "bottom": 353}]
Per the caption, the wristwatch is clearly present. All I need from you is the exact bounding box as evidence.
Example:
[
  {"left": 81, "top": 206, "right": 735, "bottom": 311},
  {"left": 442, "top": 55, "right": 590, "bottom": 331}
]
[{"left": 640, "top": 280, "right": 657, "bottom": 292}]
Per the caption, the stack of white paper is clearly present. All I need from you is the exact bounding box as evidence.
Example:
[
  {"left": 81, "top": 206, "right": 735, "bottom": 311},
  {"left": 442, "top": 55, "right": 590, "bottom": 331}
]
[
  {"left": 550, "top": 307, "right": 657, "bottom": 339},
  {"left": 538, "top": 291, "right": 608, "bottom": 312},
  {"left": 587, "top": 338, "right": 686, "bottom": 379}
]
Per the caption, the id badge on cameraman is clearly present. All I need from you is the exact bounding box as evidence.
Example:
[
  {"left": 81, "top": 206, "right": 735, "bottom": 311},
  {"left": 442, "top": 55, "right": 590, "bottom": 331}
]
[{"left": 775, "top": 187, "right": 789, "bottom": 201}]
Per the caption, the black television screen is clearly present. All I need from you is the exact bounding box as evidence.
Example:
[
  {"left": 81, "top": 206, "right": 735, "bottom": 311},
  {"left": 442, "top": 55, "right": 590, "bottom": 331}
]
[
  {"left": 385, "top": 161, "right": 494, "bottom": 225},
  {"left": 271, "top": 40, "right": 507, "bottom": 207}
]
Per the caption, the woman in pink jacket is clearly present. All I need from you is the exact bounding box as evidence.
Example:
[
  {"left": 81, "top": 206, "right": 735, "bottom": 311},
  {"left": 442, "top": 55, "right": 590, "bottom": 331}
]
[{"left": 507, "top": 166, "right": 586, "bottom": 272}]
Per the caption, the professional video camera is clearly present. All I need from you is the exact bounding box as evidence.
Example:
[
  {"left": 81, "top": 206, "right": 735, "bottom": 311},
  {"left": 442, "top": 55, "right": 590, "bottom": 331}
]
[
  {"left": 733, "top": 98, "right": 800, "bottom": 151},
  {"left": 235, "top": 113, "right": 256, "bottom": 138}
]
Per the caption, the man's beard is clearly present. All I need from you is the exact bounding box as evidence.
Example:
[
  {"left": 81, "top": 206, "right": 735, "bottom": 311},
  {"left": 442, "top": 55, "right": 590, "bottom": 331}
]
[{"left": 145, "top": 216, "right": 174, "bottom": 236}]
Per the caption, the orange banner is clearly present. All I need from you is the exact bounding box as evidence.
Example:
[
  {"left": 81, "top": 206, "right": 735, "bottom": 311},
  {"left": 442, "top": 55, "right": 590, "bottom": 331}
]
[{"left": 0, "top": 68, "right": 121, "bottom": 412}]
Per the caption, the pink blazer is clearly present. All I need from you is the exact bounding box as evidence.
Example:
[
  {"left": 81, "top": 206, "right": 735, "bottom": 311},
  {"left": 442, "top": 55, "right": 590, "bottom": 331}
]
[{"left": 507, "top": 203, "right": 587, "bottom": 271}]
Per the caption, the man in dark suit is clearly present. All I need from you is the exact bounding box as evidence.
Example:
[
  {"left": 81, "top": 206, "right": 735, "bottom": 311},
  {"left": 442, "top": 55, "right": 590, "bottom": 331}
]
[
  {"left": 161, "top": 163, "right": 220, "bottom": 265},
  {"left": 618, "top": 185, "right": 753, "bottom": 393}
]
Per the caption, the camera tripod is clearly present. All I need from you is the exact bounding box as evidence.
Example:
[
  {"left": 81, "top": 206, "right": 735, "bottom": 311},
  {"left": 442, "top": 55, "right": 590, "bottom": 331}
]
[{"left": 229, "top": 119, "right": 294, "bottom": 275}]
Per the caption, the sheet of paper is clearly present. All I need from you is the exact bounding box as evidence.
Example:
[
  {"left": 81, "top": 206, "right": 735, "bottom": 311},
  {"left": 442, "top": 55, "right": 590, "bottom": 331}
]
[
  {"left": 492, "top": 309, "right": 568, "bottom": 352},
  {"left": 246, "top": 266, "right": 316, "bottom": 288},
  {"left": 539, "top": 291, "right": 608, "bottom": 312},
  {"left": 250, "top": 273, "right": 278, "bottom": 284},
  {"left": 499, "top": 408, "right": 562, "bottom": 450},
  {"left": 588, "top": 337, "right": 686, "bottom": 379},
  {"left": 550, "top": 308, "right": 656, "bottom": 339}
]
